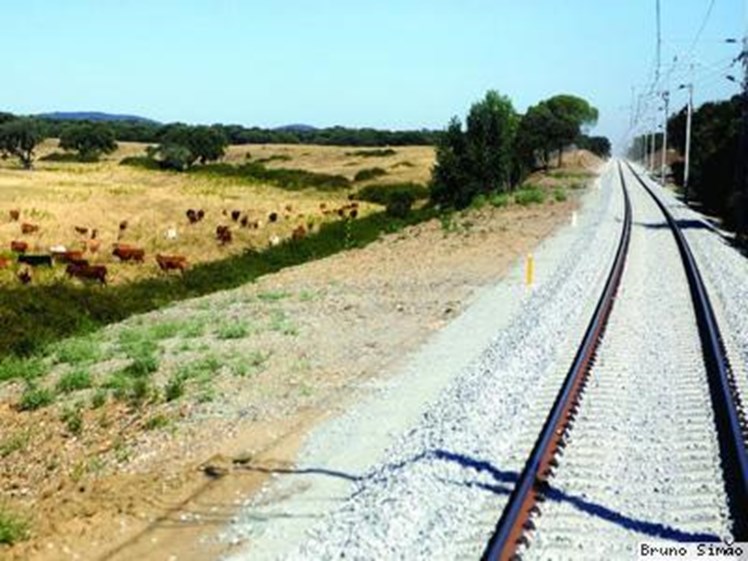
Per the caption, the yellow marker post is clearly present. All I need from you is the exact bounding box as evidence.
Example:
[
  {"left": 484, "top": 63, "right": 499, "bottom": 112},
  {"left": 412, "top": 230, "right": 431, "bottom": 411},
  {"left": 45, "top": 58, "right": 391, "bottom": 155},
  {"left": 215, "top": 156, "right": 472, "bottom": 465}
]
[{"left": 525, "top": 253, "right": 534, "bottom": 287}]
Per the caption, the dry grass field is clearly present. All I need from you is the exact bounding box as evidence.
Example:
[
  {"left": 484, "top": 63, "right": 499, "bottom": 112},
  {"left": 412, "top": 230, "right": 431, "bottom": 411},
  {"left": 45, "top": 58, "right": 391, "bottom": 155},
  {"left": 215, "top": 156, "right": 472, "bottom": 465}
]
[
  {"left": 0, "top": 143, "right": 602, "bottom": 560},
  {"left": 0, "top": 140, "right": 435, "bottom": 286}
]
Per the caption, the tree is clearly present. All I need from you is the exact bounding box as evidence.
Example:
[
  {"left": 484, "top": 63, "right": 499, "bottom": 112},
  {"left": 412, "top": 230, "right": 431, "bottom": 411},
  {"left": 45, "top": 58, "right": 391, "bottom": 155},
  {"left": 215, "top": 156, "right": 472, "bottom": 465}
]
[
  {"left": 430, "top": 91, "right": 518, "bottom": 209},
  {"left": 59, "top": 122, "right": 118, "bottom": 161},
  {"left": 152, "top": 124, "right": 228, "bottom": 169},
  {"left": 0, "top": 118, "right": 45, "bottom": 169},
  {"left": 544, "top": 95, "right": 599, "bottom": 165},
  {"left": 578, "top": 135, "right": 611, "bottom": 159},
  {"left": 431, "top": 117, "right": 472, "bottom": 208},
  {"left": 516, "top": 102, "right": 556, "bottom": 172},
  {"left": 465, "top": 90, "right": 518, "bottom": 193}
]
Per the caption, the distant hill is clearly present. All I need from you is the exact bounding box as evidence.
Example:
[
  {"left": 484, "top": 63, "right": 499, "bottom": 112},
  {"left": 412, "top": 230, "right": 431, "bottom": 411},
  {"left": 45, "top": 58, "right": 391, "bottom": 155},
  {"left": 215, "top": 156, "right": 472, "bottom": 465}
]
[
  {"left": 274, "top": 124, "right": 319, "bottom": 133},
  {"left": 37, "top": 111, "right": 159, "bottom": 124}
]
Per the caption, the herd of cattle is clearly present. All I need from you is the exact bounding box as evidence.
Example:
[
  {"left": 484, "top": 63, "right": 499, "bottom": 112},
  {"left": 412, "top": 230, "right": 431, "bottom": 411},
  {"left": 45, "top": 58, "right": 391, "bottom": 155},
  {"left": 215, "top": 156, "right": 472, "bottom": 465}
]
[{"left": 1, "top": 200, "right": 361, "bottom": 286}]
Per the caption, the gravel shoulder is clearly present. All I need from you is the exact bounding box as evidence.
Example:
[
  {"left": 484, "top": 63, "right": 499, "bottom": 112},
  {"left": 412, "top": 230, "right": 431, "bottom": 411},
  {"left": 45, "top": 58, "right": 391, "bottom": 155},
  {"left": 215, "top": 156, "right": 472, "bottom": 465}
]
[{"left": 221, "top": 161, "right": 621, "bottom": 560}]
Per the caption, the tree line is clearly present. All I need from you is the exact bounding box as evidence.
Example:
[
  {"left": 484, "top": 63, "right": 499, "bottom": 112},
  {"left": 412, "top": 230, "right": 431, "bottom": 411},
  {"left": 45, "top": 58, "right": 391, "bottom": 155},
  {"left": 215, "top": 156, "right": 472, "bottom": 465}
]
[
  {"left": 1, "top": 96, "right": 610, "bottom": 185},
  {"left": 629, "top": 94, "right": 742, "bottom": 232},
  {"left": 1, "top": 111, "right": 439, "bottom": 147},
  {"left": 430, "top": 91, "right": 607, "bottom": 209}
]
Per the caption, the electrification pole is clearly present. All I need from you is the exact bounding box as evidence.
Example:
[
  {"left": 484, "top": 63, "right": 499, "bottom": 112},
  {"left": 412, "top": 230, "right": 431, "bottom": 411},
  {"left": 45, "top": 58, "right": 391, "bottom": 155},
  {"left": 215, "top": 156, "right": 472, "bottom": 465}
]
[
  {"left": 650, "top": 123, "right": 656, "bottom": 171},
  {"left": 683, "top": 82, "right": 693, "bottom": 201},
  {"left": 739, "top": 13, "right": 748, "bottom": 240},
  {"left": 661, "top": 90, "right": 670, "bottom": 184}
]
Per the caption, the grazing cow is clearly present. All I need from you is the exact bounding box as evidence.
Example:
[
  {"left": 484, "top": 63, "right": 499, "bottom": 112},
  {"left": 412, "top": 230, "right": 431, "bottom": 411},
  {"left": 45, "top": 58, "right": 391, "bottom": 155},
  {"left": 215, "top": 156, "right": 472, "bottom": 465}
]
[
  {"left": 197, "top": 209, "right": 205, "bottom": 221},
  {"left": 187, "top": 209, "right": 198, "bottom": 224},
  {"left": 9, "top": 209, "right": 20, "bottom": 221},
  {"left": 319, "top": 203, "right": 327, "bottom": 211},
  {"left": 156, "top": 254, "right": 188, "bottom": 273},
  {"left": 285, "top": 204, "right": 293, "bottom": 212},
  {"left": 349, "top": 209, "right": 358, "bottom": 219},
  {"left": 66, "top": 263, "right": 107, "bottom": 285},
  {"left": 0, "top": 256, "right": 10, "bottom": 269},
  {"left": 336, "top": 208, "right": 345, "bottom": 218},
  {"left": 10, "top": 240, "right": 28, "bottom": 253},
  {"left": 17, "top": 268, "right": 32, "bottom": 285},
  {"left": 240, "top": 215, "right": 249, "bottom": 228},
  {"left": 118, "top": 220, "right": 128, "bottom": 238},
  {"left": 112, "top": 245, "right": 145, "bottom": 262},
  {"left": 53, "top": 250, "right": 85, "bottom": 264},
  {"left": 21, "top": 223, "right": 39, "bottom": 234},
  {"left": 74, "top": 226, "right": 89, "bottom": 236},
  {"left": 291, "top": 225, "right": 306, "bottom": 241},
  {"left": 268, "top": 212, "right": 278, "bottom": 223},
  {"left": 231, "top": 210, "right": 241, "bottom": 222},
  {"left": 165, "top": 227, "right": 178, "bottom": 240},
  {"left": 216, "top": 225, "right": 232, "bottom": 245},
  {"left": 18, "top": 254, "right": 53, "bottom": 267}
]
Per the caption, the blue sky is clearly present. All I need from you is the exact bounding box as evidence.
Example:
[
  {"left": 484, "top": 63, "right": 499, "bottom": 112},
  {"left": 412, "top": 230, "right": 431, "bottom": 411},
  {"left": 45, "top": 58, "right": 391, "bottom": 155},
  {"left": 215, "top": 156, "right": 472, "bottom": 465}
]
[{"left": 2, "top": 1, "right": 744, "bottom": 150}]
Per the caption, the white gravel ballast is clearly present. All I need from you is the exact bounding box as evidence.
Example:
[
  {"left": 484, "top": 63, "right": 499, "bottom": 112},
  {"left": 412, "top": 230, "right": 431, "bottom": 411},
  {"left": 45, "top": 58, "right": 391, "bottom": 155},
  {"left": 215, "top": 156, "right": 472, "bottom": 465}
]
[
  {"left": 524, "top": 164, "right": 733, "bottom": 560},
  {"left": 222, "top": 162, "right": 627, "bottom": 560}
]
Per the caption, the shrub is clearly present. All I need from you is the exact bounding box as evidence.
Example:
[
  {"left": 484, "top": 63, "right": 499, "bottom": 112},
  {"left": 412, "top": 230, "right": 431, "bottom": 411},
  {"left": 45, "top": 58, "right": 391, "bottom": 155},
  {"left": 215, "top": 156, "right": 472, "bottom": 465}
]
[
  {"left": 18, "top": 386, "right": 55, "bottom": 411},
  {"left": 56, "top": 369, "right": 93, "bottom": 393},
  {"left": 54, "top": 337, "right": 101, "bottom": 365},
  {"left": 193, "top": 162, "right": 350, "bottom": 192},
  {"left": 216, "top": 322, "right": 250, "bottom": 340},
  {"left": 60, "top": 405, "right": 84, "bottom": 436},
  {"left": 355, "top": 182, "right": 429, "bottom": 205},
  {"left": 515, "top": 187, "right": 546, "bottom": 206},
  {"left": 164, "top": 374, "right": 185, "bottom": 402},
  {"left": 119, "top": 155, "right": 160, "bottom": 170},
  {"left": 90, "top": 389, "right": 107, "bottom": 409},
  {"left": 39, "top": 152, "right": 83, "bottom": 163},
  {"left": 346, "top": 148, "right": 397, "bottom": 158},
  {"left": 386, "top": 191, "right": 416, "bottom": 218},
  {"left": 490, "top": 193, "right": 510, "bottom": 208},
  {"left": 354, "top": 167, "right": 388, "bottom": 182},
  {"left": 0, "top": 507, "right": 29, "bottom": 545},
  {"left": 553, "top": 188, "right": 567, "bottom": 202},
  {"left": 122, "top": 354, "right": 159, "bottom": 378},
  {"left": 0, "top": 357, "right": 44, "bottom": 382},
  {"left": 470, "top": 194, "right": 488, "bottom": 210},
  {"left": 255, "top": 154, "right": 292, "bottom": 164}
]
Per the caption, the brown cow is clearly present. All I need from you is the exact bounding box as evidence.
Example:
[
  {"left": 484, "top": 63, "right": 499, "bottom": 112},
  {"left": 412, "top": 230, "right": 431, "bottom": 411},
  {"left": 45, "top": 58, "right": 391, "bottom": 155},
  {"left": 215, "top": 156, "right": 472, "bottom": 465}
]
[
  {"left": 9, "top": 209, "right": 20, "bottom": 221},
  {"left": 10, "top": 240, "right": 28, "bottom": 253},
  {"left": 0, "top": 256, "right": 10, "bottom": 269},
  {"left": 216, "top": 225, "right": 232, "bottom": 245},
  {"left": 291, "top": 225, "right": 307, "bottom": 241},
  {"left": 268, "top": 212, "right": 278, "bottom": 223},
  {"left": 53, "top": 250, "right": 85, "bottom": 264},
  {"left": 74, "top": 226, "right": 89, "bottom": 236},
  {"left": 231, "top": 210, "right": 241, "bottom": 222},
  {"left": 66, "top": 263, "right": 107, "bottom": 285},
  {"left": 21, "top": 223, "right": 39, "bottom": 234},
  {"left": 112, "top": 246, "right": 145, "bottom": 262},
  {"left": 156, "top": 254, "right": 188, "bottom": 273}
]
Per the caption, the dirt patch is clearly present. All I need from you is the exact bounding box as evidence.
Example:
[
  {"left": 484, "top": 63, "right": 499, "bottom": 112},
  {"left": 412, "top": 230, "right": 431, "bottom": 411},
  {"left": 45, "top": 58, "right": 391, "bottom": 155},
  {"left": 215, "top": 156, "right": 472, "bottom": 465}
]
[{"left": 0, "top": 193, "right": 580, "bottom": 560}]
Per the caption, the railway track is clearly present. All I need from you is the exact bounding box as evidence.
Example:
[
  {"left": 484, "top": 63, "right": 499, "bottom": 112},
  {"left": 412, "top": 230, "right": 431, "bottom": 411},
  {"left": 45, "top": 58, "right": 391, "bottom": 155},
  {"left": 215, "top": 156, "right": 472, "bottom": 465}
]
[{"left": 482, "top": 160, "right": 748, "bottom": 560}]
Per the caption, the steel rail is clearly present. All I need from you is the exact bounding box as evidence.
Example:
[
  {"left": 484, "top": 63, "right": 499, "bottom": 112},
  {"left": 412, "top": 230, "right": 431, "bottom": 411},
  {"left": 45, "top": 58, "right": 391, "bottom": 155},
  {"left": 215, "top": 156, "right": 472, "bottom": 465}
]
[
  {"left": 481, "top": 162, "right": 633, "bottom": 561},
  {"left": 626, "top": 161, "right": 748, "bottom": 540}
]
